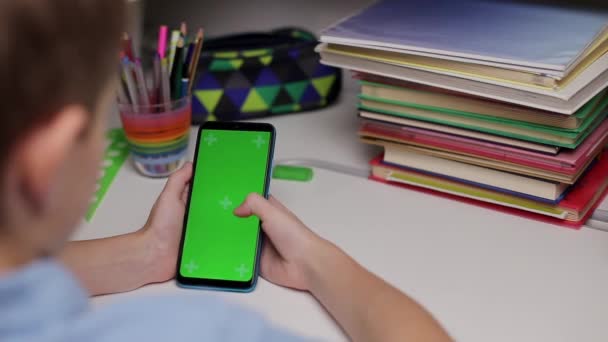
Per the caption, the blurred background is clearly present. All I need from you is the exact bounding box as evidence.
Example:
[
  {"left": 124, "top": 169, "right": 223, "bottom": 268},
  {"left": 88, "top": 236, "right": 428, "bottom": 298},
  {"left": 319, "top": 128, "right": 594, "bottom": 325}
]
[
  {"left": 143, "top": 0, "right": 375, "bottom": 37},
  {"left": 141, "top": 0, "right": 608, "bottom": 38}
]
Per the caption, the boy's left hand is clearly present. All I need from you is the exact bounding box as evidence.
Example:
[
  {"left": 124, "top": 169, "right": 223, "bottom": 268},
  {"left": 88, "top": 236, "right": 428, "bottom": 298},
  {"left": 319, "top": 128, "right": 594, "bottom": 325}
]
[{"left": 138, "top": 162, "right": 193, "bottom": 284}]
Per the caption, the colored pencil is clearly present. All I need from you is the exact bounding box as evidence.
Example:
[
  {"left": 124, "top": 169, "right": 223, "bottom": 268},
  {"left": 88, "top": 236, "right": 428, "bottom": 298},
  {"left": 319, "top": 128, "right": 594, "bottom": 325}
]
[
  {"left": 180, "top": 22, "right": 188, "bottom": 37},
  {"left": 187, "top": 28, "right": 203, "bottom": 78},
  {"left": 122, "top": 32, "right": 135, "bottom": 60},
  {"left": 157, "top": 25, "right": 168, "bottom": 59},
  {"left": 188, "top": 28, "right": 205, "bottom": 93},
  {"left": 134, "top": 59, "right": 150, "bottom": 106},
  {"left": 122, "top": 60, "right": 139, "bottom": 108}
]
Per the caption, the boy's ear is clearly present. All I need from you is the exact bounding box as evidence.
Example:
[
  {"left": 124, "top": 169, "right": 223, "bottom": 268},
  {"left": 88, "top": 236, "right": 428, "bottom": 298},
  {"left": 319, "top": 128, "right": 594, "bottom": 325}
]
[{"left": 16, "top": 105, "right": 88, "bottom": 212}]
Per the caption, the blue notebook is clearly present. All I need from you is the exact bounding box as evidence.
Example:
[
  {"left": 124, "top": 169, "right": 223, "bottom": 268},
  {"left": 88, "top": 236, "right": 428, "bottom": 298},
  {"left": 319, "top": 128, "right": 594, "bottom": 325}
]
[{"left": 321, "top": 0, "right": 608, "bottom": 72}]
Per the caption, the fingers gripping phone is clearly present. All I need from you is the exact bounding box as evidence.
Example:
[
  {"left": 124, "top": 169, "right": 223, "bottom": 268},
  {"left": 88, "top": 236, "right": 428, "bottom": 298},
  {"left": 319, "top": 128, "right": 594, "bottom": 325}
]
[{"left": 177, "top": 121, "right": 275, "bottom": 292}]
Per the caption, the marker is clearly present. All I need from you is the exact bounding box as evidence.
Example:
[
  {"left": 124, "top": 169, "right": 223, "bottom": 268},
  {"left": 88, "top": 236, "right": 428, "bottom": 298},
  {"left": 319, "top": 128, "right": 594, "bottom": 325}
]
[
  {"left": 170, "top": 37, "right": 185, "bottom": 100},
  {"left": 157, "top": 25, "right": 168, "bottom": 59},
  {"left": 184, "top": 42, "right": 194, "bottom": 73},
  {"left": 153, "top": 55, "right": 162, "bottom": 106},
  {"left": 161, "top": 58, "right": 171, "bottom": 107}
]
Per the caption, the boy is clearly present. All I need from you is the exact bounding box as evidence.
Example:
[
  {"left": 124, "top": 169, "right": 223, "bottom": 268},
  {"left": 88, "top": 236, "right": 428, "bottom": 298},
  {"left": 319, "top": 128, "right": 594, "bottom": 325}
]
[{"left": 0, "top": 1, "right": 451, "bottom": 341}]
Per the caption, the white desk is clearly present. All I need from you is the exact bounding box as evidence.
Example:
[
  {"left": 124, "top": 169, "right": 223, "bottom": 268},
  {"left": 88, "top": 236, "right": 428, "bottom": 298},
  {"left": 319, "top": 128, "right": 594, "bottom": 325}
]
[{"left": 76, "top": 78, "right": 608, "bottom": 342}]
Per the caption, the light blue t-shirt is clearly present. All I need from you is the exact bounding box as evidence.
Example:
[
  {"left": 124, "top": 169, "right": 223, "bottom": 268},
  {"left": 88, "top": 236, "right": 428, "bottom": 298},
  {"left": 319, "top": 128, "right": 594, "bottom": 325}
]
[{"left": 0, "top": 260, "right": 308, "bottom": 341}]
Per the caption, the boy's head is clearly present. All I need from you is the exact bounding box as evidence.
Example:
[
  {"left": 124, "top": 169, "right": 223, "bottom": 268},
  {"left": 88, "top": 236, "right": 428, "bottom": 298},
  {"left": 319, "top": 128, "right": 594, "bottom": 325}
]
[{"left": 0, "top": 0, "right": 126, "bottom": 267}]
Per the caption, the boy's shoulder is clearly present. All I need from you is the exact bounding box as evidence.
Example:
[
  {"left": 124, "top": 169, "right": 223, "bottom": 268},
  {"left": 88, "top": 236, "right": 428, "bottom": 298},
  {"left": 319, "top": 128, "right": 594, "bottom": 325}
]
[
  {"left": 69, "top": 294, "right": 307, "bottom": 342},
  {"left": 0, "top": 260, "right": 307, "bottom": 342}
]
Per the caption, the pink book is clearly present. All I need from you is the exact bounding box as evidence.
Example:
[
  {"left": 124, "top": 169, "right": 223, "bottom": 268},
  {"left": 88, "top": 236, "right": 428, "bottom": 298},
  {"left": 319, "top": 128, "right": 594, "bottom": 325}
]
[{"left": 360, "top": 118, "right": 608, "bottom": 175}]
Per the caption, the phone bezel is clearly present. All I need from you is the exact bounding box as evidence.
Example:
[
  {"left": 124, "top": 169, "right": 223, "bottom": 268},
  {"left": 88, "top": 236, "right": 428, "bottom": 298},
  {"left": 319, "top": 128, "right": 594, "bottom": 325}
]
[{"left": 176, "top": 121, "right": 276, "bottom": 291}]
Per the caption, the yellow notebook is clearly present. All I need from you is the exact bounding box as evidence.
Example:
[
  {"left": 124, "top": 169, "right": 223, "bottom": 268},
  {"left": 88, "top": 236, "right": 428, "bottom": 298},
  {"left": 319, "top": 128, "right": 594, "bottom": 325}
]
[{"left": 372, "top": 162, "right": 569, "bottom": 219}]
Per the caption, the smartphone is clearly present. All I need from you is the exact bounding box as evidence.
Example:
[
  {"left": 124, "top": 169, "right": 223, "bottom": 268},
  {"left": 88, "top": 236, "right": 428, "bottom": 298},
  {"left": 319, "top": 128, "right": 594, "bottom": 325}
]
[{"left": 176, "top": 121, "right": 275, "bottom": 292}]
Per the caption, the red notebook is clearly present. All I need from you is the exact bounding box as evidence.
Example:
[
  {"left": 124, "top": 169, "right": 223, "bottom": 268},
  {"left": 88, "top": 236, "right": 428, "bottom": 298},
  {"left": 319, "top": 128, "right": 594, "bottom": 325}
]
[
  {"left": 360, "top": 120, "right": 608, "bottom": 175},
  {"left": 369, "top": 150, "right": 608, "bottom": 229}
]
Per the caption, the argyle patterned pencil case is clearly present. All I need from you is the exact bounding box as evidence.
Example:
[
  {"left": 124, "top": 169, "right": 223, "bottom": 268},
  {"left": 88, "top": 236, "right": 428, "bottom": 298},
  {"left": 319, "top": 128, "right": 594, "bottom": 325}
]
[{"left": 191, "top": 28, "right": 342, "bottom": 124}]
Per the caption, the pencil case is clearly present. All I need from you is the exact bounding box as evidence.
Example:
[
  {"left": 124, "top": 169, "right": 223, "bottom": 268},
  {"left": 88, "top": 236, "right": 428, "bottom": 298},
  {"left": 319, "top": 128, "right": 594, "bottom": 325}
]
[{"left": 190, "top": 27, "right": 342, "bottom": 124}]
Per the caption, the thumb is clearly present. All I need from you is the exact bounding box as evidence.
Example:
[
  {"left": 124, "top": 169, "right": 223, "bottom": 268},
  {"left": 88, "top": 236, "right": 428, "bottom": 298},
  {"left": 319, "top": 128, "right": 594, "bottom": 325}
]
[
  {"left": 161, "top": 162, "right": 193, "bottom": 200},
  {"left": 234, "top": 193, "right": 276, "bottom": 222}
]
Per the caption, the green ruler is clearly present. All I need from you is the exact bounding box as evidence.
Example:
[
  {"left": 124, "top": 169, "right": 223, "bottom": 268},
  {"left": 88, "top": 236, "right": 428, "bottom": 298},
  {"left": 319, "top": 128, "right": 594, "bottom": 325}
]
[{"left": 85, "top": 129, "right": 130, "bottom": 221}]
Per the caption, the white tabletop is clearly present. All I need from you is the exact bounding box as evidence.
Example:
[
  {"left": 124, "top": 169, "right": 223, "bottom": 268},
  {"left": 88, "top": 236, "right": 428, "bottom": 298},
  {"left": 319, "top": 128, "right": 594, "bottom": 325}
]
[{"left": 76, "top": 78, "right": 608, "bottom": 342}]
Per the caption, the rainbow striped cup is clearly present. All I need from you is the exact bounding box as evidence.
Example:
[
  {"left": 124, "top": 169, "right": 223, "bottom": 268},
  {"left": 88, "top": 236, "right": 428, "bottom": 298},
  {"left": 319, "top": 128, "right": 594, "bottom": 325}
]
[{"left": 118, "top": 97, "right": 191, "bottom": 177}]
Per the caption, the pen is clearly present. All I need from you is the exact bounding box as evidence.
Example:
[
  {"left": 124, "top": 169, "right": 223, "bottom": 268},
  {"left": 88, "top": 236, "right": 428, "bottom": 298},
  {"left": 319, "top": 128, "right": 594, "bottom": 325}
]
[
  {"left": 134, "top": 59, "right": 150, "bottom": 106},
  {"left": 122, "top": 60, "right": 139, "bottom": 109}
]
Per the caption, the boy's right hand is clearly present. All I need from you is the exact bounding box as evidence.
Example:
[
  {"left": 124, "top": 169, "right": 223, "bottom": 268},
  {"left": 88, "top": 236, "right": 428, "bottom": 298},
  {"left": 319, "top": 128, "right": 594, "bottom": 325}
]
[
  {"left": 234, "top": 194, "right": 329, "bottom": 291},
  {"left": 235, "top": 194, "right": 453, "bottom": 342}
]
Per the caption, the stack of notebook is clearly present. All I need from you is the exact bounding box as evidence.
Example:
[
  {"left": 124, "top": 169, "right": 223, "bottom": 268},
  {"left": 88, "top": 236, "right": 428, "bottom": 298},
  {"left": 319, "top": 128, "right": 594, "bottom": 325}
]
[{"left": 318, "top": 0, "right": 608, "bottom": 228}]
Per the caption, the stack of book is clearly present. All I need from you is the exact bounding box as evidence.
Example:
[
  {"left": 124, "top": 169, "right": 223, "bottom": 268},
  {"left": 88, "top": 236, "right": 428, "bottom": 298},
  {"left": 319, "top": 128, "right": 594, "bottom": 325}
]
[{"left": 318, "top": 0, "right": 608, "bottom": 228}]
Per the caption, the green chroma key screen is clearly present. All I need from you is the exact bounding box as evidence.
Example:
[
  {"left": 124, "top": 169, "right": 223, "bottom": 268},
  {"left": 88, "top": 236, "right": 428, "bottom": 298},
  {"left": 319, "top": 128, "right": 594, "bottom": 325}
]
[{"left": 180, "top": 129, "right": 271, "bottom": 283}]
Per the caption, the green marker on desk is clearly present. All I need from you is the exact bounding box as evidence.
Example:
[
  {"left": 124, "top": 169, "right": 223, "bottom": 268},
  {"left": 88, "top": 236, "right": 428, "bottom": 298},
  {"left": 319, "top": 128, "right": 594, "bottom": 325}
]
[{"left": 272, "top": 165, "right": 313, "bottom": 182}]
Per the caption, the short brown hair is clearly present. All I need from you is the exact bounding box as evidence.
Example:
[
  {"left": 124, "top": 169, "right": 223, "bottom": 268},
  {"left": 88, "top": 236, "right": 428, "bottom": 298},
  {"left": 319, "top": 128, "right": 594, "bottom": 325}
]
[{"left": 0, "top": 0, "right": 127, "bottom": 165}]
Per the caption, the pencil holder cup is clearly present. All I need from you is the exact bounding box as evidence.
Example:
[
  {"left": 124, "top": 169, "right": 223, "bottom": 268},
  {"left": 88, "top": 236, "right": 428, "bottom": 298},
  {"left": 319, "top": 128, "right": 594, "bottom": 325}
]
[{"left": 118, "top": 97, "right": 192, "bottom": 178}]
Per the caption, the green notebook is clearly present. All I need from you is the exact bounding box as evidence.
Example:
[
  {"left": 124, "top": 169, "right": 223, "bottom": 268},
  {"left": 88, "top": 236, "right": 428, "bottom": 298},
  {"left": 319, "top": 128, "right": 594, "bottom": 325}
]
[
  {"left": 360, "top": 92, "right": 608, "bottom": 134},
  {"left": 360, "top": 80, "right": 606, "bottom": 129},
  {"left": 359, "top": 97, "right": 608, "bottom": 148}
]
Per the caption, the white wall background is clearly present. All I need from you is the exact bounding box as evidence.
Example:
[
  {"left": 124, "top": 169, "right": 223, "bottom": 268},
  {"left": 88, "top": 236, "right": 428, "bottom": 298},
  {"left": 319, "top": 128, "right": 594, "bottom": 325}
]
[{"left": 143, "top": 0, "right": 374, "bottom": 38}]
